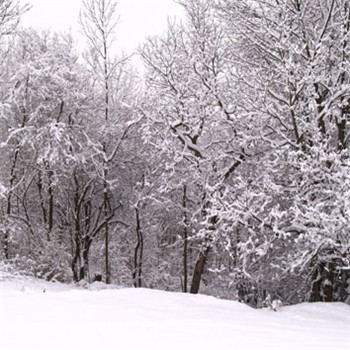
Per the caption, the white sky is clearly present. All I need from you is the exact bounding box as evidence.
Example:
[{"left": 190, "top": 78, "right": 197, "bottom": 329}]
[{"left": 21, "top": 0, "right": 184, "bottom": 54}]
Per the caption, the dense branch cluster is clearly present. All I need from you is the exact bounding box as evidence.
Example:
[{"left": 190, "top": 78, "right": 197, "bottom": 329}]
[{"left": 0, "top": 0, "right": 349, "bottom": 307}]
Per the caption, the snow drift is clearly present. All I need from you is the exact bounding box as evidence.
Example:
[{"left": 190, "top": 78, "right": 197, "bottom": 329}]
[{"left": 1, "top": 276, "right": 349, "bottom": 350}]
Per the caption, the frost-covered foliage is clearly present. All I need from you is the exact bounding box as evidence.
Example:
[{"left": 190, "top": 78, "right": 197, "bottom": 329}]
[
  {"left": 211, "top": 0, "right": 350, "bottom": 304},
  {"left": 0, "top": 24, "right": 138, "bottom": 284},
  {"left": 140, "top": 0, "right": 350, "bottom": 305},
  {"left": 140, "top": 0, "right": 249, "bottom": 295},
  {"left": 0, "top": 29, "right": 92, "bottom": 281},
  {"left": 0, "top": 0, "right": 349, "bottom": 306}
]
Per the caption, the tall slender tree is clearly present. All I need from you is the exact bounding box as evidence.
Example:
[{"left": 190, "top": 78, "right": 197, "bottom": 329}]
[
  {"left": 80, "top": 0, "right": 119, "bottom": 284},
  {"left": 80, "top": 0, "right": 138, "bottom": 284}
]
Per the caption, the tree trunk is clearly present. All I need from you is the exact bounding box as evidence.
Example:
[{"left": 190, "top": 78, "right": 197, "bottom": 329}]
[
  {"left": 4, "top": 143, "right": 21, "bottom": 259},
  {"left": 309, "top": 261, "right": 335, "bottom": 302},
  {"left": 190, "top": 213, "right": 217, "bottom": 294},
  {"left": 79, "top": 238, "right": 92, "bottom": 281},
  {"left": 190, "top": 246, "right": 210, "bottom": 294},
  {"left": 309, "top": 265, "right": 323, "bottom": 302},
  {"left": 37, "top": 171, "right": 49, "bottom": 240},
  {"left": 46, "top": 163, "right": 54, "bottom": 234},
  {"left": 104, "top": 188, "right": 110, "bottom": 284},
  {"left": 133, "top": 207, "right": 143, "bottom": 288},
  {"left": 183, "top": 185, "right": 188, "bottom": 293},
  {"left": 103, "top": 159, "right": 110, "bottom": 284},
  {"left": 72, "top": 173, "right": 82, "bottom": 282},
  {"left": 322, "top": 262, "right": 335, "bottom": 302},
  {"left": 71, "top": 231, "right": 82, "bottom": 282}
]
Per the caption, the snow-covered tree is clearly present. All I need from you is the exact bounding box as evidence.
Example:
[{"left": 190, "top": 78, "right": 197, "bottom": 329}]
[
  {"left": 80, "top": 0, "right": 141, "bottom": 284},
  {"left": 217, "top": 0, "right": 350, "bottom": 304},
  {"left": 0, "top": 0, "right": 29, "bottom": 260},
  {"left": 140, "top": 0, "right": 251, "bottom": 295},
  {"left": 0, "top": 29, "right": 93, "bottom": 281}
]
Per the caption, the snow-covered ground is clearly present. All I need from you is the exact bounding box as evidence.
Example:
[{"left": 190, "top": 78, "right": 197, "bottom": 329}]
[{"left": 1, "top": 274, "right": 349, "bottom": 350}]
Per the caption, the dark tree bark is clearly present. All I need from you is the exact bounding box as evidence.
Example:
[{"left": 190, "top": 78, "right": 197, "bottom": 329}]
[
  {"left": 190, "top": 246, "right": 210, "bottom": 294},
  {"left": 190, "top": 212, "right": 217, "bottom": 294},
  {"left": 71, "top": 173, "right": 82, "bottom": 282},
  {"left": 79, "top": 238, "right": 93, "bottom": 281},
  {"left": 309, "top": 261, "right": 335, "bottom": 302},
  {"left": 46, "top": 163, "right": 54, "bottom": 234},
  {"left": 182, "top": 185, "right": 189, "bottom": 293},
  {"left": 133, "top": 207, "right": 143, "bottom": 288},
  {"left": 4, "top": 147, "right": 19, "bottom": 259},
  {"left": 103, "top": 156, "right": 111, "bottom": 284},
  {"left": 37, "top": 171, "right": 48, "bottom": 232}
]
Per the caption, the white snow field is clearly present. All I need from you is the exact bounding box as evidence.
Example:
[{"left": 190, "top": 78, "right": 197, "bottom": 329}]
[{"left": 1, "top": 276, "right": 349, "bottom": 350}]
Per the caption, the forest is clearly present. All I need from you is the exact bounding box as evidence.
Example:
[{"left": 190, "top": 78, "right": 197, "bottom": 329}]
[{"left": 0, "top": 0, "right": 349, "bottom": 308}]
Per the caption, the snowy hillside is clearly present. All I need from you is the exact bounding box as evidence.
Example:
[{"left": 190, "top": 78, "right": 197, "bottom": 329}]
[{"left": 1, "top": 276, "right": 349, "bottom": 350}]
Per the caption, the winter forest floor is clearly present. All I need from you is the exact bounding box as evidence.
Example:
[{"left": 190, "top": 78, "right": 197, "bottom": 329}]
[{"left": 1, "top": 273, "right": 349, "bottom": 350}]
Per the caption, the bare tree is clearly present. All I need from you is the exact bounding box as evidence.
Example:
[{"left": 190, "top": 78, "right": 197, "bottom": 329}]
[
  {"left": 80, "top": 0, "right": 119, "bottom": 284},
  {"left": 0, "top": 1, "right": 29, "bottom": 259},
  {"left": 79, "top": 0, "right": 137, "bottom": 284},
  {"left": 0, "top": 0, "right": 29, "bottom": 37}
]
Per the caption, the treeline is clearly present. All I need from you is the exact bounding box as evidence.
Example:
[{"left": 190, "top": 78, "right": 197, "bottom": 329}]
[{"left": 0, "top": 0, "right": 349, "bottom": 307}]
